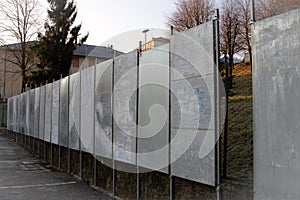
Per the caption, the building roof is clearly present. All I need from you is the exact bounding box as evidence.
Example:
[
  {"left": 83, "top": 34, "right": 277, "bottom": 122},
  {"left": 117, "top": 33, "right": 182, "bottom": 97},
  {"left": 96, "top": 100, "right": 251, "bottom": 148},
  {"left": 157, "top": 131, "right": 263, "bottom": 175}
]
[
  {"left": 73, "top": 44, "right": 124, "bottom": 59},
  {"left": 152, "top": 37, "right": 170, "bottom": 42},
  {"left": 0, "top": 42, "right": 124, "bottom": 59},
  {"left": 0, "top": 41, "right": 36, "bottom": 51}
]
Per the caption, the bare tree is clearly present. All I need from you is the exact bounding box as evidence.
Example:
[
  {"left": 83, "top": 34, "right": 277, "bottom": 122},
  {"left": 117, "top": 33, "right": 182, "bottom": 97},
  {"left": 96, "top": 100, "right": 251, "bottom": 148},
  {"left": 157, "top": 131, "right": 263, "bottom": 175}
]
[
  {"left": 220, "top": 0, "right": 241, "bottom": 78},
  {"left": 256, "top": 0, "right": 300, "bottom": 20},
  {"left": 237, "top": 0, "right": 252, "bottom": 68},
  {"left": 0, "top": 0, "right": 43, "bottom": 92},
  {"left": 220, "top": 0, "right": 242, "bottom": 178},
  {"left": 167, "top": 0, "right": 215, "bottom": 32}
]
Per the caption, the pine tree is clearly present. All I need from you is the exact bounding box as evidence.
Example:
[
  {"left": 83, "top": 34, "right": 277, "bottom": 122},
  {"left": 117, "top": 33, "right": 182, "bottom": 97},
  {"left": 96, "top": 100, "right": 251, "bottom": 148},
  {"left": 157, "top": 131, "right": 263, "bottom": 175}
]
[{"left": 30, "top": 0, "right": 88, "bottom": 85}]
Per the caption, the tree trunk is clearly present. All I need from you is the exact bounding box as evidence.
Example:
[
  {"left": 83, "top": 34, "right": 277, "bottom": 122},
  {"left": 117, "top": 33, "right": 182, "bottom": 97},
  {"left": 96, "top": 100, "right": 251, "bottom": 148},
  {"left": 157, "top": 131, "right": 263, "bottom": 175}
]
[
  {"left": 229, "top": 54, "right": 234, "bottom": 78},
  {"left": 249, "top": 46, "right": 253, "bottom": 71},
  {"left": 21, "top": 69, "right": 26, "bottom": 93}
]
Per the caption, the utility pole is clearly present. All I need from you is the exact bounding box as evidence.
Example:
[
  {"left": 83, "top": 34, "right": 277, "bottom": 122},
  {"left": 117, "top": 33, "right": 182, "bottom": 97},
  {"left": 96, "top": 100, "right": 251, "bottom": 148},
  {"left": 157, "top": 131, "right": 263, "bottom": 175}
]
[{"left": 142, "top": 29, "right": 149, "bottom": 51}]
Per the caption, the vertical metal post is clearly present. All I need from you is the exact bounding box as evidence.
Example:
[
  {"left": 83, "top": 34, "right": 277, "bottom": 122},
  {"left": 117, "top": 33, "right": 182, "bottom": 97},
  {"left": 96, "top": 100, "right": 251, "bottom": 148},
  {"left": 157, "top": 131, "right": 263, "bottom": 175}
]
[
  {"left": 37, "top": 84, "right": 41, "bottom": 158},
  {"left": 139, "top": 41, "right": 142, "bottom": 56},
  {"left": 93, "top": 65, "right": 97, "bottom": 187},
  {"left": 50, "top": 79, "right": 54, "bottom": 166},
  {"left": 59, "top": 75, "right": 62, "bottom": 169},
  {"left": 44, "top": 81, "right": 47, "bottom": 161},
  {"left": 112, "top": 54, "right": 116, "bottom": 196},
  {"left": 250, "top": 0, "right": 256, "bottom": 24},
  {"left": 28, "top": 85, "right": 31, "bottom": 151},
  {"left": 79, "top": 71, "right": 82, "bottom": 179},
  {"left": 67, "top": 75, "right": 71, "bottom": 174},
  {"left": 136, "top": 47, "right": 141, "bottom": 200},
  {"left": 213, "top": 9, "right": 222, "bottom": 200},
  {"left": 169, "top": 25, "right": 174, "bottom": 200},
  {"left": 32, "top": 88, "right": 35, "bottom": 154},
  {"left": 16, "top": 95, "right": 20, "bottom": 144}
]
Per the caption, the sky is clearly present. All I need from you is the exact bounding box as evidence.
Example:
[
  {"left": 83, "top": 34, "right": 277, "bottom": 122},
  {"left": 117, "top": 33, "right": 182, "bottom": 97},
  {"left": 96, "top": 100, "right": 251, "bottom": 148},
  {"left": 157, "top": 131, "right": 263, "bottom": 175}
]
[
  {"left": 39, "top": 0, "right": 222, "bottom": 52},
  {"left": 76, "top": 0, "right": 176, "bottom": 44}
]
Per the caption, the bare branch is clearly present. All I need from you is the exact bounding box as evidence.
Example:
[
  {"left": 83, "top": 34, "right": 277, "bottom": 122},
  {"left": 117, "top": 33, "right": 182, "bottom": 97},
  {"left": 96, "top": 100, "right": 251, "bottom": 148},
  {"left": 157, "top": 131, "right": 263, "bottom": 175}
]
[
  {"left": 256, "top": 0, "right": 300, "bottom": 20},
  {"left": 166, "top": 0, "right": 215, "bottom": 32},
  {"left": 0, "top": 0, "right": 44, "bottom": 92}
]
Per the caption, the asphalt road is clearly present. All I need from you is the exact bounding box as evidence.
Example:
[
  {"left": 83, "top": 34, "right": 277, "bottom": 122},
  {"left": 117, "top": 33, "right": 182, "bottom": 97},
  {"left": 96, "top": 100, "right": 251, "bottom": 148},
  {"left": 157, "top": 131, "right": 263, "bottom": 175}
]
[{"left": 0, "top": 131, "right": 112, "bottom": 200}]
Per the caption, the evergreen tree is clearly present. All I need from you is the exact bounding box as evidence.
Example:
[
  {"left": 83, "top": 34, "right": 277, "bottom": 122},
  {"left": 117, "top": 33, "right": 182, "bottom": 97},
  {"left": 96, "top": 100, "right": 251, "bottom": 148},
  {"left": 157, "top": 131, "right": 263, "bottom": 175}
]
[{"left": 30, "top": 0, "right": 88, "bottom": 85}]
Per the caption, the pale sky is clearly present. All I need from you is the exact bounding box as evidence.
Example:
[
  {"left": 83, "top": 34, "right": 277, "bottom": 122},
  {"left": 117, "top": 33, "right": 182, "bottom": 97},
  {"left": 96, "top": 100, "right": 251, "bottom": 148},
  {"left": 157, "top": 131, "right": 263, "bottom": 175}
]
[
  {"left": 39, "top": 0, "right": 222, "bottom": 52},
  {"left": 76, "top": 0, "right": 176, "bottom": 44}
]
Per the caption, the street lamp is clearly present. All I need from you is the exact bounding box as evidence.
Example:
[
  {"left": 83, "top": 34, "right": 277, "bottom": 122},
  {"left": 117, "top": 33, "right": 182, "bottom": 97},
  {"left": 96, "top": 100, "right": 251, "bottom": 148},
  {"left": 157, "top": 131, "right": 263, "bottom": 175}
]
[{"left": 142, "top": 29, "right": 149, "bottom": 51}]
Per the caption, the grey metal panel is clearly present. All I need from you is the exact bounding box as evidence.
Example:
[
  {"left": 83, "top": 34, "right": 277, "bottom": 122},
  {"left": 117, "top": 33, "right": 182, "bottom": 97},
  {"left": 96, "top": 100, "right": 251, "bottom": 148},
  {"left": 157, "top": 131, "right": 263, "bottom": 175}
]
[
  {"left": 69, "top": 73, "right": 80, "bottom": 150},
  {"left": 6, "top": 98, "right": 10, "bottom": 131},
  {"left": 114, "top": 51, "right": 137, "bottom": 89},
  {"left": 95, "top": 60, "right": 113, "bottom": 159},
  {"left": 12, "top": 96, "right": 15, "bottom": 132},
  {"left": 170, "top": 21, "right": 216, "bottom": 186},
  {"left": 113, "top": 51, "right": 137, "bottom": 164},
  {"left": 60, "top": 77, "right": 69, "bottom": 147},
  {"left": 39, "top": 86, "right": 46, "bottom": 140},
  {"left": 34, "top": 88, "right": 40, "bottom": 138},
  {"left": 137, "top": 45, "right": 169, "bottom": 173},
  {"left": 51, "top": 81, "right": 60, "bottom": 144},
  {"left": 29, "top": 90, "right": 35, "bottom": 136},
  {"left": 113, "top": 88, "right": 137, "bottom": 127},
  {"left": 81, "top": 67, "right": 94, "bottom": 154},
  {"left": 44, "top": 83, "right": 52, "bottom": 142},
  {"left": 7, "top": 98, "right": 13, "bottom": 131},
  {"left": 16, "top": 96, "right": 19, "bottom": 133},
  {"left": 171, "top": 129, "right": 215, "bottom": 186},
  {"left": 171, "top": 76, "right": 214, "bottom": 130},
  {"left": 25, "top": 91, "right": 30, "bottom": 135},
  {"left": 20, "top": 93, "right": 26, "bottom": 134},
  {"left": 114, "top": 125, "right": 136, "bottom": 164},
  {"left": 13, "top": 96, "right": 18, "bottom": 132},
  {"left": 171, "top": 21, "right": 214, "bottom": 79},
  {"left": 95, "top": 60, "right": 113, "bottom": 94},
  {"left": 253, "top": 9, "right": 300, "bottom": 199}
]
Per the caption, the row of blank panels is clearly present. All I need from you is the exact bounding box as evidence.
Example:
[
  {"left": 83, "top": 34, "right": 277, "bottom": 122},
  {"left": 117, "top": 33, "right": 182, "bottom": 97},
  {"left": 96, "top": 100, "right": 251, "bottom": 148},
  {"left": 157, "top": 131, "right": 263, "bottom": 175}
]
[{"left": 7, "top": 21, "right": 216, "bottom": 186}]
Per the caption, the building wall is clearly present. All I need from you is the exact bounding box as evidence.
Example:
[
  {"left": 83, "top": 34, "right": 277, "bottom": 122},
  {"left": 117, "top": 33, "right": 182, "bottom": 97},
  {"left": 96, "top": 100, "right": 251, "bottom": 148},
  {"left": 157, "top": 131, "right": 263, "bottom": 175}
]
[
  {"left": 71, "top": 56, "right": 106, "bottom": 73},
  {"left": 0, "top": 49, "right": 29, "bottom": 99},
  {"left": 141, "top": 38, "right": 169, "bottom": 52},
  {"left": 0, "top": 49, "right": 109, "bottom": 99}
]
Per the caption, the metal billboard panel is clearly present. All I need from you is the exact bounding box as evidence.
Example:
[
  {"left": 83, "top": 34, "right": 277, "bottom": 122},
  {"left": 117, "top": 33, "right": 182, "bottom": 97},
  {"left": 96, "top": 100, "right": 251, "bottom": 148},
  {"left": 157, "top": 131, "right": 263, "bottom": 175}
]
[
  {"left": 20, "top": 93, "right": 26, "bottom": 133},
  {"left": 51, "top": 80, "right": 60, "bottom": 144},
  {"left": 34, "top": 88, "right": 40, "bottom": 138},
  {"left": 7, "top": 98, "right": 13, "bottom": 131},
  {"left": 39, "top": 86, "right": 46, "bottom": 140},
  {"left": 95, "top": 60, "right": 113, "bottom": 159},
  {"left": 170, "top": 21, "right": 216, "bottom": 186},
  {"left": 60, "top": 77, "right": 69, "bottom": 147},
  {"left": 137, "top": 45, "right": 169, "bottom": 173},
  {"left": 25, "top": 91, "right": 30, "bottom": 135},
  {"left": 253, "top": 9, "right": 300, "bottom": 199},
  {"left": 113, "top": 51, "right": 137, "bottom": 164},
  {"left": 29, "top": 89, "right": 35, "bottom": 136},
  {"left": 81, "top": 67, "right": 94, "bottom": 154},
  {"left": 44, "top": 83, "right": 52, "bottom": 142},
  {"left": 13, "top": 96, "right": 19, "bottom": 132},
  {"left": 69, "top": 73, "right": 80, "bottom": 150}
]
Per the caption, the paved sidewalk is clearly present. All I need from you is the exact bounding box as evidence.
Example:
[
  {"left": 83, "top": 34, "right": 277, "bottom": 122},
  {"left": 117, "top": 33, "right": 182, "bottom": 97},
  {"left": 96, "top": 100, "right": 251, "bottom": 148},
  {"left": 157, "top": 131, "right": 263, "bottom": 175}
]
[{"left": 0, "top": 132, "right": 112, "bottom": 200}]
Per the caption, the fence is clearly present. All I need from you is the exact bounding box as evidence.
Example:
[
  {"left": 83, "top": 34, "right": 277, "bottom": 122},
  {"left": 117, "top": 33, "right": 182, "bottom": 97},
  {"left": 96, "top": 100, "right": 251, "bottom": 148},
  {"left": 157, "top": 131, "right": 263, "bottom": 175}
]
[
  {"left": 6, "top": 16, "right": 232, "bottom": 200},
  {"left": 7, "top": 5, "right": 300, "bottom": 200}
]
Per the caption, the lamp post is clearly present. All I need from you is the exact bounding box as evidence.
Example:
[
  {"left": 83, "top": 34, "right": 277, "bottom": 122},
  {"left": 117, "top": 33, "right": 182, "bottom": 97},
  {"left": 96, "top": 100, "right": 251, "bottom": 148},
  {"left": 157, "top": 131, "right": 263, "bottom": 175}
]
[{"left": 142, "top": 29, "right": 149, "bottom": 51}]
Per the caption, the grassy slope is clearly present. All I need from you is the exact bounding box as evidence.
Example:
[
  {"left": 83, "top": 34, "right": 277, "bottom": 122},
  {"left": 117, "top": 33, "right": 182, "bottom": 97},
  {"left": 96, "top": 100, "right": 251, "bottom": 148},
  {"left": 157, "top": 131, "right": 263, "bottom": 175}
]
[{"left": 222, "top": 62, "right": 253, "bottom": 182}]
